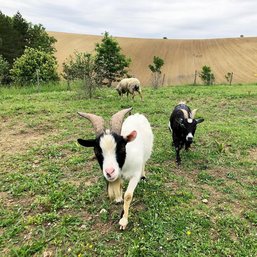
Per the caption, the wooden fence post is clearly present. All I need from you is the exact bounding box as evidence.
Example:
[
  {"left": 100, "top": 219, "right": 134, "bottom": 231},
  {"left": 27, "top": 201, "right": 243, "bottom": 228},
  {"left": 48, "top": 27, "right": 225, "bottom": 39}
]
[{"left": 194, "top": 70, "right": 197, "bottom": 85}]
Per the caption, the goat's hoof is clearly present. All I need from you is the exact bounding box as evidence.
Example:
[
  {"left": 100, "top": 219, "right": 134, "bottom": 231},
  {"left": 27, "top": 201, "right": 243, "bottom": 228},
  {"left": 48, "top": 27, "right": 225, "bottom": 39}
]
[
  {"left": 176, "top": 160, "right": 181, "bottom": 166},
  {"left": 115, "top": 197, "right": 123, "bottom": 204},
  {"left": 119, "top": 217, "right": 128, "bottom": 230}
]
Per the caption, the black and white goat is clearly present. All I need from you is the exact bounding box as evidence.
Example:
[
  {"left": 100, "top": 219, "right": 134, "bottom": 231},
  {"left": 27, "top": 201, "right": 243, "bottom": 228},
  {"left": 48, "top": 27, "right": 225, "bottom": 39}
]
[
  {"left": 169, "top": 102, "right": 204, "bottom": 164},
  {"left": 77, "top": 108, "right": 153, "bottom": 230}
]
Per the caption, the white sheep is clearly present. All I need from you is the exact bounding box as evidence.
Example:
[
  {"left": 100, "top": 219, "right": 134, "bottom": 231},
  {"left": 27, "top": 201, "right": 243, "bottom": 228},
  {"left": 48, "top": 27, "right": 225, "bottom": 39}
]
[
  {"left": 116, "top": 78, "right": 143, "bottom": 100},
  {"left": 77, "top": 108, "right": 153, "bottom": 230}
]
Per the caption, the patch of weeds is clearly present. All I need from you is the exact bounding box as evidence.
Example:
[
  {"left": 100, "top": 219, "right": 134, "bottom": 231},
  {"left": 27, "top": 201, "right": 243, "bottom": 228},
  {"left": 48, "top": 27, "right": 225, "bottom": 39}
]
[
  {"left": 197, "top": 171, "right": 215, "bottom": 183},
  {"left": 10, "top": 240, "right": 47, "bottom": 257},
  {"left": 26, "top": 212, "right": 59, "bottom": 225},
  {"left": 244, "top": 210, "right": 257, "bottom": 225},
  {"left": 226, "top": 172, "right": 237, "bottom": 180}
]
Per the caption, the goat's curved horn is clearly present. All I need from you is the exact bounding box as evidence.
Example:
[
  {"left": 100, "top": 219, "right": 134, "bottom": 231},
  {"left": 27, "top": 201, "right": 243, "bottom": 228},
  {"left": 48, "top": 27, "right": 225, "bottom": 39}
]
[
  {"left": 180, "top": 109, "right": 189, "bottom": 119},
  {"left": 110, "top": 107, "right": 133, "bottom": 134},
  {"left": 78, "top": 112, "right": 105, "bottom": 136},
  {"left": 191, "top": 109, "right": 198, "bottom": 119}
]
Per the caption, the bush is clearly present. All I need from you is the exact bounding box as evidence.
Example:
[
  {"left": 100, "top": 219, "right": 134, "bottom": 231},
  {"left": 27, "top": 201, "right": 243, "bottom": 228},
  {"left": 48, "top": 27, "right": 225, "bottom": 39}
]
[
  {"left": 10, "top": 47, "right": 59, "bottom": 85},
  {"left": 199, "top": 65, "right": 215, "bottom": 85},
  {"left": 225, "top": 72, "right": 233, "bottom": 85},
  {"left": 62, "top": 52, "right": 98, "bottom": 98},
  {"left": 0, "top": 55, "right": 10, "bottom": 84},
  {"left": 149, "top": 56, "right": 165, "bottom": 88}
]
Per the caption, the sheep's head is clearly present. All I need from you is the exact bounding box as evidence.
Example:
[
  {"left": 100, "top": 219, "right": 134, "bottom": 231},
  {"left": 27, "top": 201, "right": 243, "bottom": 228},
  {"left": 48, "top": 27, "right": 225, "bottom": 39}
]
[{"left": 77, "top": 108, "right": 136, "bottom": 182}]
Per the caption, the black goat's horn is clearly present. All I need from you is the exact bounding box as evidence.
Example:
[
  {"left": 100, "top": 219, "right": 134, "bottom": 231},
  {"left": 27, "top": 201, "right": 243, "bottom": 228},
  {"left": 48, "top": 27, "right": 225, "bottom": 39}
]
[{"left": 191, "top": 109, "right": 198, "bottom": 119}]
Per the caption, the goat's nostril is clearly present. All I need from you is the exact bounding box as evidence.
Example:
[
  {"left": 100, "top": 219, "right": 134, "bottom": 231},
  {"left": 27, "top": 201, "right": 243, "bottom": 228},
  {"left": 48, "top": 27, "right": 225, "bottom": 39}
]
[{"left": 105, "top": 167, "right": 115, "bottom": 177}]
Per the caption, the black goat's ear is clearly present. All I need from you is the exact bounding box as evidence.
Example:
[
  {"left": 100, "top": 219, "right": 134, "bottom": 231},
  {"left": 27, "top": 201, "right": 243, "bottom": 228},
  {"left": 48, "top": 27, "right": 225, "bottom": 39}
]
[
  {"left": 77, "top": 139, "right": 96, "bottom": 147},
  {"left": 196, "top": 118, "right": 204, "bottom": 124}
]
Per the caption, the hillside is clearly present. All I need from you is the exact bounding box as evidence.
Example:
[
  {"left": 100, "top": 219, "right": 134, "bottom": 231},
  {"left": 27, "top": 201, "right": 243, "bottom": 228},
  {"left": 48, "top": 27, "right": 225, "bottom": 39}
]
[{"left": 48, "top": 31, "right": 257, "bottom": 85}]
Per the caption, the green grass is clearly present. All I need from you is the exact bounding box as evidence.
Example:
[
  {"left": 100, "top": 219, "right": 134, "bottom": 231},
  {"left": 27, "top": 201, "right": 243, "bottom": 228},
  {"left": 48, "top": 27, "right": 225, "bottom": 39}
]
[{"left": 0, "top": 83, "right": 257, "bottom": 256}]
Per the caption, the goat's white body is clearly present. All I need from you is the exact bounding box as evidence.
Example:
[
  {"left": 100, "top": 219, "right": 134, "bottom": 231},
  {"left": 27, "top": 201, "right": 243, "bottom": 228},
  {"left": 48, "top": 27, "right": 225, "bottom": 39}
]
[
  {"left": 121, "top": 113, "right": 153, "bottom": 180},
  {"left": 116, "top": 113, "right": 153, "bottom": 229},
  {"left": 78, "top": 108, "right": 152, "bottom": 229}
]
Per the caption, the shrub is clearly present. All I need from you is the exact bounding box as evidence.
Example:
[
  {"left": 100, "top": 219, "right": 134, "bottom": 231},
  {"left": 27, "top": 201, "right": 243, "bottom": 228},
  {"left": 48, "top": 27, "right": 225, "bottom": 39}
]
[
  {"left": 62, "top": 52, "right": 98, "bottom": 98},
  {"left": 0, "top": 55, "right": 10, "bottom": 85},
  {"left": 199, "top": 65, "right": 215, "bottom": 85},
  {"left": 149, "top": 56, "right": 165, "bottom": 88},
  {"left": 10, "top": 47, "right": 59, "bottom": 85},
  {"left": 225, "top": 72, "right": 233, "bottom": 85}
]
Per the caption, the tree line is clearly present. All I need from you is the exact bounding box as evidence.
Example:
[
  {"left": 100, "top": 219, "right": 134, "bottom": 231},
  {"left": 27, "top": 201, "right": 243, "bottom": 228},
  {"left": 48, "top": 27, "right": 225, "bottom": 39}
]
[
  {"left": 1, "top": 11, "right": 227, "bottom": 92},
  {"left": 0, "top": 11, "right": 57, "bottom": 84},
  {"left": 0, "top": 11, "right": 165, "bottom": 91}
]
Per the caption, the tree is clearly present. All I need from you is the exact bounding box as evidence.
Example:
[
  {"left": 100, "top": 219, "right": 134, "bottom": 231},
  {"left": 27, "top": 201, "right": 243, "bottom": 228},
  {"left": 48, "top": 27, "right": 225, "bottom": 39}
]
[
  {"left": 0, "top": 11, "right": 24, "bottom": 64},
  {"left": 27, "top": 24, "right": 57, "bottom": 54},
  {"left": 225, "top": 72, "right": 233, "bottom": 85},
  {"left": 12, "top": 11, "right": 29, "bottom": 46},
  {"left": 10, "top": 47, "right": 59, "bottom": 85},
  {"left": 94, "top": 32, "right": 131, "bottom": 87},
  {"left": 149, "top": 56, "right": 165, "bottom": 88},
  {"left": 0, "top": 11, "right": 57, "bottom": 67},
  {"left": 199, "top": 65, "right": 215, "bottom": 85},
  {"left": 0, "top": 55, "right": 10, "bottom": 84},
  {"left": 62, "top": 52, "right": 98, "bottom": 98}
]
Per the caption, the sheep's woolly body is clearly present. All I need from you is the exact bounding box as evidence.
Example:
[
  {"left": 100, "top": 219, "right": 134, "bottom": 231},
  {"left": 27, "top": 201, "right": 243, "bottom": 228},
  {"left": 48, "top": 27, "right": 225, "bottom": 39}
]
[{"left": 116, "top": 78, "right": 142, "bottom": 100}]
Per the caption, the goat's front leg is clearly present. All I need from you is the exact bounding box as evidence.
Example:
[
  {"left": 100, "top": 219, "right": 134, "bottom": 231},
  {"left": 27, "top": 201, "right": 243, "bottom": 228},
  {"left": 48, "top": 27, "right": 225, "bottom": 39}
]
[
  {"left": 119, "top": 175, "right": 140, "bottom": 230},
  {"left": 175, "top": 145, "right": 182, "bottom": 165},
  {"left": 141, "top": 164, "right": 146, "bottom": 180},
  {"left": 185, "top": 141, "right": 192, "bottom": 151},
  {"left": 107, "top": 178, "right": 123, "bottom": 203},
  {"left": 173, "top": 137, "right": 182, "bottom": 165}
]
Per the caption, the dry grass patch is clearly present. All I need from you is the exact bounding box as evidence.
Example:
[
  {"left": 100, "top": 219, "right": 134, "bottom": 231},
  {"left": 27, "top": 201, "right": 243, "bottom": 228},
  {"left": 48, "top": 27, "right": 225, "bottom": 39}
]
[
  {"left": 0, "top": 119, "right": 58, "bottom": 157},
  {"left": 249, "top": 147, "right": 257, "bottom": 161}
]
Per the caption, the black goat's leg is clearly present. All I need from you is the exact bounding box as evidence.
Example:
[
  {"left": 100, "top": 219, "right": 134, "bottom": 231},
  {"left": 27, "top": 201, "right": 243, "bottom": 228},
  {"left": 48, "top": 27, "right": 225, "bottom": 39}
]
[
  {"left": 175, "top": 147, "right": 181, "bottom": 165},
  {"left": 185, "top": 142, "right": 192, "bottom": 151}
]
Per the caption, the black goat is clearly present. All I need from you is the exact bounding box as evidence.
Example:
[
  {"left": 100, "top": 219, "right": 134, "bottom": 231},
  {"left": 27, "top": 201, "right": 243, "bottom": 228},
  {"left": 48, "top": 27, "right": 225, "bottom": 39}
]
[{"left": 169, "top": 102, "right": 204, "bottom": 164}]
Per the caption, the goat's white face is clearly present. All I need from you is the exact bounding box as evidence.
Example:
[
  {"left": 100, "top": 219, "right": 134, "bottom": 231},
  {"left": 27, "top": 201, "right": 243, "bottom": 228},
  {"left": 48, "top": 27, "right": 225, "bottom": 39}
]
[
  {"left": 100, "top": 130, "right": 137, "bottom": 182},
  {"left": 100, "top": 134, "right": 122, "bottom": 182},
  {"left": 77, "top": 130, "right": 137, "bottom": 182}
]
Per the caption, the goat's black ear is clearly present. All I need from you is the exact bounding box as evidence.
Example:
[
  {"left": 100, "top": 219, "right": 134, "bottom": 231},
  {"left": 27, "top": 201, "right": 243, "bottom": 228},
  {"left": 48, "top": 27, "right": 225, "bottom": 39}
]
[
  {"left": 196, "top": 118, "right": 204, "bottom": 124},
  {"left": 77, "top": 139, "right": 96, "bottom": 147}
]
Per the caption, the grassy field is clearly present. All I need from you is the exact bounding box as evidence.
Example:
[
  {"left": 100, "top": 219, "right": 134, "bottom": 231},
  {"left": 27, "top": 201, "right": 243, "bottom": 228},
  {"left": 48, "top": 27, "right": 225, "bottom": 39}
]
[{"left": 0, "top": 83, "right": 256, "bottom": 256}]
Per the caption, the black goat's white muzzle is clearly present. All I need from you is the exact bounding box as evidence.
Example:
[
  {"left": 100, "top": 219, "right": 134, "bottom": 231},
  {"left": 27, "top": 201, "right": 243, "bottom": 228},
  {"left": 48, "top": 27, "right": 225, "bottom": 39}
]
[{"left": 186, "top": 133, "right": 193, "bottom": 142}]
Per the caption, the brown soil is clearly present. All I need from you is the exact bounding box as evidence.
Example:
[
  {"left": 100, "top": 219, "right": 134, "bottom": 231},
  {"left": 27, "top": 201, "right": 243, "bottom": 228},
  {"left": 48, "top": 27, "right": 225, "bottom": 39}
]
[
  {"left": 48, "top": 31, "right": 257, "bottom": 85},
  {"left": 249, "top": 148, "right": 257, "bottom": 161},
  {"left": 0, "top": 119, "right": 56, "bottom": 157}
]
